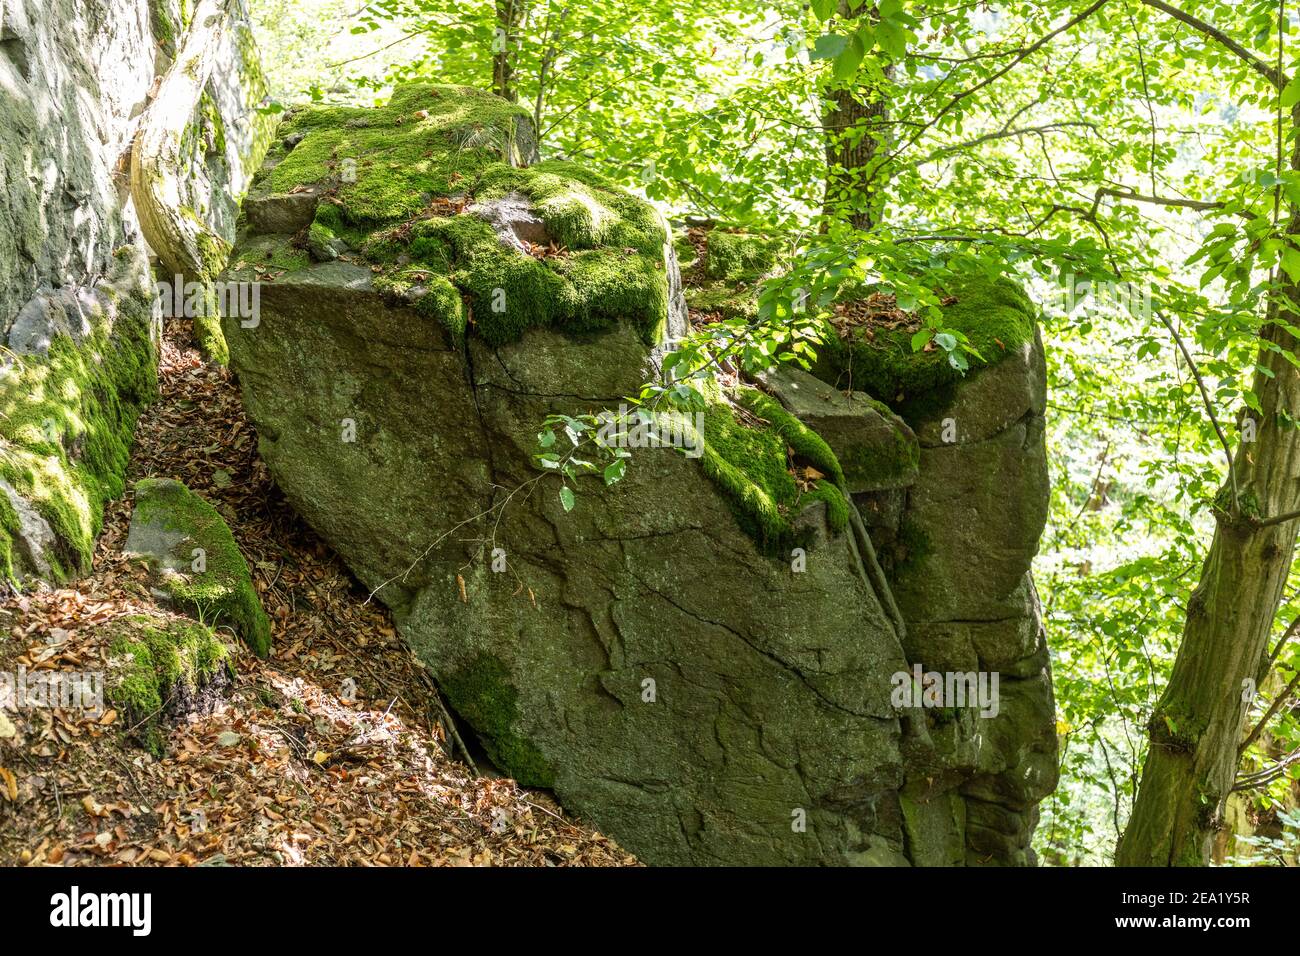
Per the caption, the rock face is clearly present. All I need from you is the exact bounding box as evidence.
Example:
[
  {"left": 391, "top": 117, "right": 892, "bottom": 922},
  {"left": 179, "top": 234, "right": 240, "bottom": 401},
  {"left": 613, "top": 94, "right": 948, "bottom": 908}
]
[
  {"left": 223, "top": 86, "right": 1058, "bottom": 865},
  {"left": 830, "top": 316, "right": 1058, "bottom": 866},
  {"left": 0, "top": 0, "right": 273, "bottom": 587}
]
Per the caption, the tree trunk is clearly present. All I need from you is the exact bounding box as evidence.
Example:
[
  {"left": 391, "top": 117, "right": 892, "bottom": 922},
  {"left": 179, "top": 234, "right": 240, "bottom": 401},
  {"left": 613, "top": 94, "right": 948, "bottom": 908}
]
[
  {"left": 1117, "top": 213, "right": 1300, "bottom": 865},
  {"left": 822, "top": 65, "right": 891, "bottom": 230},
  {"left": 493, "top": 0, "right": 522, "bottom": 103},
  {"left": 821, "top": 3, "right": 891, "bottom": 230}
]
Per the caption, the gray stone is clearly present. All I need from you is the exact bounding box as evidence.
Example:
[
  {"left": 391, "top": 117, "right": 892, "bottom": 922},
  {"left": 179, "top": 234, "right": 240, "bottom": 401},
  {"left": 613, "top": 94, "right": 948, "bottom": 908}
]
[
  {"left": 244, "top": 188, "right": 322, "bottom": 235},
  {"left": 468, "top": 190, "right": 551, "bottom": 253},
  {"left": 760, "top": 364, "right": 919, "bottom": 492},
  {"left": 0, "top": 479, "right": 58, "bottom": 582},
  {"left": 223, "top": 257, "right": 916, "bottom": 866},
  {"left": 0, "top": 0, "right": 272, "bottom": 587}
]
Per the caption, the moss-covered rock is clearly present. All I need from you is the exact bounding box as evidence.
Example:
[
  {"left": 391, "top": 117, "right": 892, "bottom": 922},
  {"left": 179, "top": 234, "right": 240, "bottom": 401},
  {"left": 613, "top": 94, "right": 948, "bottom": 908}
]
[
  {"left": 704, "top": 229, "right": 777, "bottom": 282},
  {"left": 677, "top": 226, "right": 775, "bottom": 321},
  {"left": 758, "top": 365, "right": 919, "bottom": 494},
  {"left": 105, "top": 614, "right": 232, "bottom": 755},
  {"left": 817, "top": 275, "right": 1037, "bottom": 410},
  {"left": 0, "top": 251, "right": 158, "bottom": 587},
  {"left": 221, "top": 85, "right": 1056, "bottom": 868},
  {"left": 124, "top": 478, "right": 271, "bottom": 656},
  {"left": 697, "top": 386, "right": 849, "bottom": 548},
  {"left": 234, "top": 84, "right": 676, "bottom": 349}
]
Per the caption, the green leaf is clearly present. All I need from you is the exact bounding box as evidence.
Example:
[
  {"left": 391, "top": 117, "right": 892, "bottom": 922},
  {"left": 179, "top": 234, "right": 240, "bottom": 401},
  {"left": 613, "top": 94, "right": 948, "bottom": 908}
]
[
  {"left": 810, "top": 0, "right": 837, "bottom": 20},
  {"left": 603, "top": 459, "right": 627, "bottom": 486},
  {"left": 811, "top": 33, "right": 849, "bottom": 61},
  {"left": 832, "top": 36, "right": 865, "bottom": 82},
  {"left": 1283, "top": 76, "right": 1300, "bottom": 109},
  {"left": 559, "top": 486, "right": 576, "bottom": 512}
]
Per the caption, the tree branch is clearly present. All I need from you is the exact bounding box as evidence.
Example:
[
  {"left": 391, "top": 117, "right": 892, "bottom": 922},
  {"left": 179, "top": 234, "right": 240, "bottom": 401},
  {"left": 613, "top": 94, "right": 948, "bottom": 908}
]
[{"left": 1140, "top": 0, "right": 1287, "bottom": 90}]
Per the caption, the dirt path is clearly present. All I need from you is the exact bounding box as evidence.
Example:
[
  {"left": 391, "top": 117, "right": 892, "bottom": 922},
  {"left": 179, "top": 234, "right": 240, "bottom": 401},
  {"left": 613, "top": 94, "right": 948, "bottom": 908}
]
[{"left": 0, "top": 321, "right": 635, "bottom": 867}]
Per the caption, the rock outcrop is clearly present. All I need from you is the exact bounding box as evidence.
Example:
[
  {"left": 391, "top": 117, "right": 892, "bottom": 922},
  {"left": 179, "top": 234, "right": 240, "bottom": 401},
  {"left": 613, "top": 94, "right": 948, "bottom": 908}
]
[
  {"left": 814, "top": 279, "right": 1058, "bottom": 865},
  {"left": 0, "top": 0, "right": 273, "bottom": 587},
  {"left": 222, "top": 85, "right": 1058, "bottom": 865}
]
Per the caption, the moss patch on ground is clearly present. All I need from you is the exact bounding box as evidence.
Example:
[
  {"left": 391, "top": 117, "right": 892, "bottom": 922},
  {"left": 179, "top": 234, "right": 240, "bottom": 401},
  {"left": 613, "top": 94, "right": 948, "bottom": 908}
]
[
  {"left": 244, "top": 84, "right": 670, "bottom": 348},
  {"left": 817, "top": 274, "right": 1036, "bottom": 407},
  {"left": 696, "top": 386, "right": 849, "bottom": 550},
  {"left": 106, "top": 615, "right": 231, "bottom": 756},
  {"left": 440, "top": 653, "right": 555, "bottom": 788},
  {"left": 0, "top": 288, "right": 158, "bottom": 586},
  {"left": 130, "top": 478, "right": 271, "bottom": 656}
]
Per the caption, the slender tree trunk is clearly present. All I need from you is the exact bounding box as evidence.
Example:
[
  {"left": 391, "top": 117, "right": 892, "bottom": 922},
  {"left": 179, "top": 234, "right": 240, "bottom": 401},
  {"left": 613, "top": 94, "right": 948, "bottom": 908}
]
[
  {"left": 822, "top": 67, "right": 891, "bottom": 229},
  {"left": 1118, "top": 182, "right": 1300, "bottom": 864},
  {"left": 493, "top": 0, "right": 523, "bottom": 103},
  {"left": 821, "top": 3, "right": 891, "bottom": 229}
]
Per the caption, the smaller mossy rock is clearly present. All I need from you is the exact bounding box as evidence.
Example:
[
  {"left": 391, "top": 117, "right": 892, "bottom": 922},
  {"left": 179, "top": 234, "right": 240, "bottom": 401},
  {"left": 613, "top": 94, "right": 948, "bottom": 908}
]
[
  {"left": 817, "top": 275, "right": 1037, "bottom": 411},
  {"left": 124, "top": 479, "right": 271, "bottom": 656},
  {"left": 759, "top": 364, "right": 919, "bottom": 493},
  {"left": 676, "top": 226, "right": 771, "bottom": 321},
  {"left": 697, "top": 386, "right": 849, "bottom": 550},
  {"left": 105, "top": 614, "right": 232, "bottom": 756},
  {"left": 704, "top": 229, "right": 777, "bottom": 282}
]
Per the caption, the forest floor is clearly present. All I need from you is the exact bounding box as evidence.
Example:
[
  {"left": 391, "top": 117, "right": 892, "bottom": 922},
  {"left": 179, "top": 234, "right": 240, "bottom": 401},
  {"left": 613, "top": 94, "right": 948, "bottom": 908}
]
[{"left": 0, "top": 321, "right": 637, "bottom": 867}]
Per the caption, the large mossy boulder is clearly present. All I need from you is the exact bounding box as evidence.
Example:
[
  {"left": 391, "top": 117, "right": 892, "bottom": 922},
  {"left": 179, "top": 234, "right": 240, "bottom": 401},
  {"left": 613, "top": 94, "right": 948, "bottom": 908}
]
[
  {"left": 223, "top": 85, "right": 914, "bottom": 865},
  {"left": 223, "top": 84, "right": 1057, "bottom": 866}
]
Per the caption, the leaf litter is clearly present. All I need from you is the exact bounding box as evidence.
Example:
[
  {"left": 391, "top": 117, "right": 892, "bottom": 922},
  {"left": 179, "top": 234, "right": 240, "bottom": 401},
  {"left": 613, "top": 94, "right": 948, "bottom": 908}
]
[{"left": 0, "top": 320, "right": 636, "bottom": 868}]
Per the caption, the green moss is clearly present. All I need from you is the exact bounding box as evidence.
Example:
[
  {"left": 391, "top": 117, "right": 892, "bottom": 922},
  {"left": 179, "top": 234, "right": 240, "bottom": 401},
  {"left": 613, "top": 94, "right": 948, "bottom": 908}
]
[
  {"left": 0, "top": 292, "right": 158, "bottom": 583},
  {"left": 892, "top": 515, "right": 932, "bottom": 576},
  {"left": 678, "top": 227, "right": 774, "bottom": 320},
  {"left": 684, "top": 281, "right": 759, "bottom": 320},
  {"left": 132, "top": 478, "right": 271, "bottom": 656},
  {"left": 695, "top": 387, "right": 849, "bottom": 550},
  {"left": 705, "top": 229, "right": 776, "bottom": 282},
  {"left": 440, "top": 653, "right": 555, "bottom": 787},
  {"left": 149, "top": 0, "right": 179, "bottom": 53},
  {"left": 818, "top": 274, "right": 1037, "bottom": 406},
  {"left": 193, "top": 311, "right": 229, "bottom": 366},
  {"left": 0, "top": 492, "right": 19, "bottom": 586},
  {"left": 737, "top": 390, "right": 845, "bottom": 487},
  {"left": 476, "top": 161, "right": 665, "bottom": 254},
  {"left": 250, "top": 85, "right": 669, "bottom": 349},
  {"left": 106, "top": 615, "right": 231, "bottom": 756},
  {"left": 838, "top": 413, "right": 919, "bottom": 489},
  {"left": 265, "top": 86, "right": 533, "bottom": 224}
]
